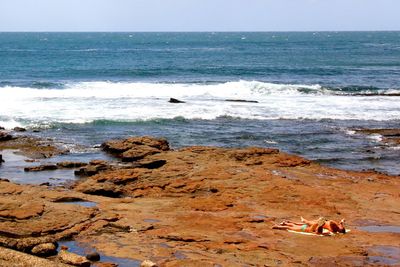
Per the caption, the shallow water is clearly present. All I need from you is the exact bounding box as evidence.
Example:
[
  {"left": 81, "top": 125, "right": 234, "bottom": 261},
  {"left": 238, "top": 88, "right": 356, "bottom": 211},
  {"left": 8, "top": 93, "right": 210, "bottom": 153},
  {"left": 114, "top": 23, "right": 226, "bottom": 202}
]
[
  {"left": 58, "top": 240, "right": 141, "bottom": 267},
  {"left": 359, "top": 225, "right": 400, "bottom": 234}
]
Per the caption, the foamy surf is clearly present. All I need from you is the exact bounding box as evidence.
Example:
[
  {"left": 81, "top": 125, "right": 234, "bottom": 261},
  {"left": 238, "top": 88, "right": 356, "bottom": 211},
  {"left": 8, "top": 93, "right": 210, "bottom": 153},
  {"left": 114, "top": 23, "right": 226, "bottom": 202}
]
[{"left": 1, "top": 81, "right": 400, "bottom": 129}]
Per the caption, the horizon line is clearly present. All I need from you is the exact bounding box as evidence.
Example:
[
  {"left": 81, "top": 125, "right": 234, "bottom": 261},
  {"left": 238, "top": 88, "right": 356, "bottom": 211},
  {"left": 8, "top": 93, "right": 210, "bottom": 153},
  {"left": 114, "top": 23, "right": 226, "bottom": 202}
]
[{"left": 1, "top": 30, "right": 400, "bottom": 33}]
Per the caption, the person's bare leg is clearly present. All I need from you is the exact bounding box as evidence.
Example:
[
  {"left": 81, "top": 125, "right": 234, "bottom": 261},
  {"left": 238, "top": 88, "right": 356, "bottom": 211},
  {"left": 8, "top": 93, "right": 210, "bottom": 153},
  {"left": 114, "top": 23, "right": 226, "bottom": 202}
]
[{"left": 272, "top": 225, "right": 303, "bottom": 231}]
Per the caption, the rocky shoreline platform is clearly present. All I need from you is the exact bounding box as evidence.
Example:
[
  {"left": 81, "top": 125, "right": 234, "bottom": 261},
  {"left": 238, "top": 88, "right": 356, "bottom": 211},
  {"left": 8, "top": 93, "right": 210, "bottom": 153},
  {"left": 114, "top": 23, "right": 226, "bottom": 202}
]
[{"left": 0, "top": 130, "right": 399, "bottom": 266}]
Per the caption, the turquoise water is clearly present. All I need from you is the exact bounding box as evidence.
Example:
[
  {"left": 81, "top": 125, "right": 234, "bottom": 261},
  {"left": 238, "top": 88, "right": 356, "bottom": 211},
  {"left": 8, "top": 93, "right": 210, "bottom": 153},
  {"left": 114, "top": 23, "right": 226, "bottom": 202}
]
[{"left": 0, "top": 32, "right": 399, "bottom": 175}]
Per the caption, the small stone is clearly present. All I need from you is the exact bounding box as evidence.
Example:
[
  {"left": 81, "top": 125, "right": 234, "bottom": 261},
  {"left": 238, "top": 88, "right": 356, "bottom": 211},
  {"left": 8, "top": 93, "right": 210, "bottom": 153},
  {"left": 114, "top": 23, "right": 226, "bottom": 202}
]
[
  {"left": 86, "top": 251, "right": 100, "bottom": 261},
  {"left": 31, "top": 243, "right": 57, "bottom": 256},
  {"left": 141, "top": 259, "right": 157, "bottom": 267},
  {"left": 59, "top": 250, "right": 91, "bottom": 267}
]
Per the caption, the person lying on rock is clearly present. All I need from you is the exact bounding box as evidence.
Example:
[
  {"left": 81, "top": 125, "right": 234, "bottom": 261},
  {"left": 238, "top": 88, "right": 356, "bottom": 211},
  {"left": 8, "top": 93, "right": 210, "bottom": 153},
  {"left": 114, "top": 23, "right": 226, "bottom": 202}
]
[
  {"left": 272, "top": 217, "right": 327, "bottom": 235},
  {"left": 299, "top": 216, "right": 346, "bottom": 233},
  {"left": 272, "top": 217, "right": 346, "bottom": 234}
]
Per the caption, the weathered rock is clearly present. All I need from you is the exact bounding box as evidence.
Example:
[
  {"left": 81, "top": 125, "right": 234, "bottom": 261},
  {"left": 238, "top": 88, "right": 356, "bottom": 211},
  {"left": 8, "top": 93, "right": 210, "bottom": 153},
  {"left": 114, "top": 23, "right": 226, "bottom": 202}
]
[
  {"left": 75, "top": 160, "right": 109, "bottom": 177},
  {"left": 168, "top": 98, "right": 185, "bottom": 103},
  {"left": 31, "top": 242, "right": 57, "bottom": 256},
  {"left": 0, "top": 131, "right": 13, "bottom": 141},
  {"left": 13, "top": 127, "right": 27, "bottom": 132},
  {"left": 102, "top": 136, "right": 169, "bottom": 157},
  {"left": 0, "top": 135, "right": 66, "bottom": 158},
  {"left": 86, "top": 251, "right": 100, "bottom": 261},
  {"left": 24, "top": 164, "right": 58, "bottom": 172},
  {"left": 0, "top": 246, "right": 70, "bottom": 267},
  {"left": 59, "top": 250, "right": 91, "bottom": 267},
  {"left": 57, "top": 161, "right": 87, "bottom": 168},
  {"left": 141, "top": 259, "right": 157, "bottom": 267},
  {"left": 121, "top": 146, "right": 162, "bottom": 162}
]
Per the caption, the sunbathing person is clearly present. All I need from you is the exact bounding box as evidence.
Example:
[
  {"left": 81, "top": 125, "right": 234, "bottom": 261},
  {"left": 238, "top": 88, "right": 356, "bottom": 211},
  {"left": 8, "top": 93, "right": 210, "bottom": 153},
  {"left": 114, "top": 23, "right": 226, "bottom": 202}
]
[
  {"left": 279, "top": 217, "right": 346, "bottom": 234},
  {"left": 300, "top": 217, "right": 346, "bottom": 233},
  {"left": 272, "top": 217, "right": 327, "bottom": 235}
]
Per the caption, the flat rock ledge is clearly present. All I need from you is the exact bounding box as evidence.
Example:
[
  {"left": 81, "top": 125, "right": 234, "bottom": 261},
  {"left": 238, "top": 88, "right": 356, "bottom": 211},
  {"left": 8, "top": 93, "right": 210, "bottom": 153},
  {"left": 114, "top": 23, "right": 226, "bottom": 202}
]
[{"left": 1, "top": 135, "right": 400, "bottom": 266}]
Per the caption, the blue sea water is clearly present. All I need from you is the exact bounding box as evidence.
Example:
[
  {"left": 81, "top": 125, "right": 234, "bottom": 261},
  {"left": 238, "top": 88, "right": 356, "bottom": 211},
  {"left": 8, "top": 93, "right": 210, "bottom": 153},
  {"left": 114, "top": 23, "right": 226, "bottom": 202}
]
[{"left": 0, "top": 32, "right": 400, "bottom": 175}]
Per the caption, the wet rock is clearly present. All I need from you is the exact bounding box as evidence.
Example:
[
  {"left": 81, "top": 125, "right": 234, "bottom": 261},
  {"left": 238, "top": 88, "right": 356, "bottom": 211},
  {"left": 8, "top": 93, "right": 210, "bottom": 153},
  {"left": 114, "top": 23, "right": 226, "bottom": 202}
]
[
  {"left": 31, "top": 242, "right": 57, "bottom": 256},
  {"left": 225, "top": 99, "right": 259, "bottom": 103},
  {"left": 141, "top": 259, "right": 157, "bottom": 267},
  {"left": 86, "top": 251, "right": 100, "bottom": 261},
  {"left": 0, "top": 131, "right": 13, "bottom": 141},
  {"left": 13, "top": 127, "right": 27, "bottom": 132},
  {"left": 24, "top": 164, "right": 58, "bottom": 172},
  {"left": 0, "top": 154, "right": 3, "bottom": 164},
  {"left": 169, "top": 98, "right": 185, "bottom": 103},
  {"left": 59, "top": 250, "right": 91, "bottom": 267},
  {"left": 75, "top": 160, "right": 109, "bottom": 177},
  {"left": 0, "top": 126, "right": 5, "bottom": 130},
  {"left": 57, "top": 161, "right": 87, "bottom": 169}
]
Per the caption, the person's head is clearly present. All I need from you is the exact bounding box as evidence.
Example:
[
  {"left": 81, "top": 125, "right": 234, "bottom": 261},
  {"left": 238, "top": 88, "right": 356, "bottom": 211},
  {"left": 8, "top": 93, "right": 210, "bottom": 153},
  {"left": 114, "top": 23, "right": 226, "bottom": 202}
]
[{"left": 338, "top": 219, "right": 346, "bottom": 233}]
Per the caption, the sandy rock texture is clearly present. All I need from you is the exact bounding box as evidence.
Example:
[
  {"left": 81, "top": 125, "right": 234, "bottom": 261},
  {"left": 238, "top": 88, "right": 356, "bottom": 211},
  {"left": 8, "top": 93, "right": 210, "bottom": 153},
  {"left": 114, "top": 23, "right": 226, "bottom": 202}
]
[{"left": 0, "top": 134, "right": 399, "bottom": 266}]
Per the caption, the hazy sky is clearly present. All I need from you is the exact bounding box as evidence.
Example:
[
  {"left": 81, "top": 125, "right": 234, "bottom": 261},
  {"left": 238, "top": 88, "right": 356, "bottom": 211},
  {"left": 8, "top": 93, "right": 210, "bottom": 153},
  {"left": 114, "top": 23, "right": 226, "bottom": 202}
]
[{"left": 1, "top": 0, "right": 399, "bottom": 31}]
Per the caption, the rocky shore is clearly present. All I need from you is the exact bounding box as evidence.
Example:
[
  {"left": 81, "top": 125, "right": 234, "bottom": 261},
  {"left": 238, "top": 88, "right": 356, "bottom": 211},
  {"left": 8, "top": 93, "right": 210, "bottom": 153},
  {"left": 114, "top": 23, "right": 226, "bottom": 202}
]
[{"left": 0, "top": 130, "right": 399, "bottom": 266}]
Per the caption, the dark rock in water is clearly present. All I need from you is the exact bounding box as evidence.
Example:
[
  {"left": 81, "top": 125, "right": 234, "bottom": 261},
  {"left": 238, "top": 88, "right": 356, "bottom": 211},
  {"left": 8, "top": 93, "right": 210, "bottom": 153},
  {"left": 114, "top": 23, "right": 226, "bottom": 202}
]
[
  {"left": 24, "top": 164, "right": 58, "bottom": 172},
  {"left": 86, "top": 251, "right": 100, "bottom": 261},
  {"left": 225, "top": 99, "right": 259, "bottom": 103},
  {"left": 0, "top": 178, "right": 10, "bottom": 182},
  {"left": 74, "top": 160, "right": 109, "bottom": 177},
  {"left": 0, "top": 126, "right": 4, "bottom": 130},
  {"left": 0, "top": 154, "right": 3, "bottom": 164},
  {"left": 13, "top": 127, "right": 27, "bottom": 132},
  {"left": 0, "top": 131, "right": 13, "bottom": 141},
  {"left": 169, "top": 98, "right": 185, "bottom": 103},
  {"left": 57, "top": 161, "right": 87, "bottom": 169},
  {"left": 31, "top": 242, "right": 57, "bottom": 256},
  {"left": 40, "top": 182, "right": 51, "bottom": 186}
]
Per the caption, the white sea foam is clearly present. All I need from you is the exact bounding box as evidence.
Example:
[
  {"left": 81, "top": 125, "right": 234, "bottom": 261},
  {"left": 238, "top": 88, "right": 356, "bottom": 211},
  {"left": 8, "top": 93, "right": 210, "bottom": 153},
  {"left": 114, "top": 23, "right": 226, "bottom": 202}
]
[{"left": 0, "top": 81, "right": 399, "bottom": 128}]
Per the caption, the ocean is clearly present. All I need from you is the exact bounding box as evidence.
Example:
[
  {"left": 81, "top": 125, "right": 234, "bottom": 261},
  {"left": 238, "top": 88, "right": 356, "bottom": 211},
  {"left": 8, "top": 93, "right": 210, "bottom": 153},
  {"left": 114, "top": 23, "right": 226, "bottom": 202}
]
[{"left": 1, "top": 32, "right": 399, "bottom": 175}]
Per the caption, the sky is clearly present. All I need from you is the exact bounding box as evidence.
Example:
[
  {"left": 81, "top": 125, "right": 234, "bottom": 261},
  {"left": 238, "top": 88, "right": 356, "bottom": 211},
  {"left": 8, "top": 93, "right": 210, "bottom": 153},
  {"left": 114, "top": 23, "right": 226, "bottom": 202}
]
[{"left": 0, "top": 0, "right": 399, "bottom": 32}]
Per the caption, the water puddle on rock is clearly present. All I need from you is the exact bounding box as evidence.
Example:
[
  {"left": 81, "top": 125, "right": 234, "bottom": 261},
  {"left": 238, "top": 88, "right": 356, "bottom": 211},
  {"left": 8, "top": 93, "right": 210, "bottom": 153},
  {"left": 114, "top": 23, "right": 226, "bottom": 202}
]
[
  {"left": 0, "top": 150, "right": 75, "bottom": 185},
  {"left": 61, "top": 201, "right": 97, "bottom": 208},
  {"left": 359, "top": 225, "right": 400, "bottom": 234},
  {"left": 58, "top": 240, "right": 141, "bottom": 267},
  {"left": 367, "top": 246, "right": 400, "bottom": 266}
]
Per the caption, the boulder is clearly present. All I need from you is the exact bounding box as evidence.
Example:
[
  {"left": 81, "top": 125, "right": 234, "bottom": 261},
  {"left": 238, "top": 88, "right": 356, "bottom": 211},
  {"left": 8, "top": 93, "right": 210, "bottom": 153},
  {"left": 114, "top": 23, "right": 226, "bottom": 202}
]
[
  {"left": 169, "top": 98, "right": 185, "bottom": 103},
  {"left": 57, "top": 162, "right": 87, "bottom": 168},
  {"left": 102, "top": 136, "right": 169, "bottom": 161},
  {"left": 75, "top": 160, "right": 109, "bottom": 177},
  {"left": 31, "top": 242, "right": 57, "bottom": 256},
  {"left": 0, "top": 154, "right": 3, "bottom": 164},
  {"left": 24, "top": 164, "right": 58, "bottom": 172},
  {"left": 13, "top": 127, "right": 27, "bottom": 132},
  {"left": 58, "top": 250, "right": 91, "bottom": 267}
]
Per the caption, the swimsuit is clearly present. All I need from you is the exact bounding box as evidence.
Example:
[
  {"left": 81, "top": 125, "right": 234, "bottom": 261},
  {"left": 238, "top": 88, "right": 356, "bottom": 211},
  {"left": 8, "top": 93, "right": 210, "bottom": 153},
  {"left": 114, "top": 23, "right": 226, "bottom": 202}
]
[{"left": 301, "top": 224, "right": 307, "bottom": 232}]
